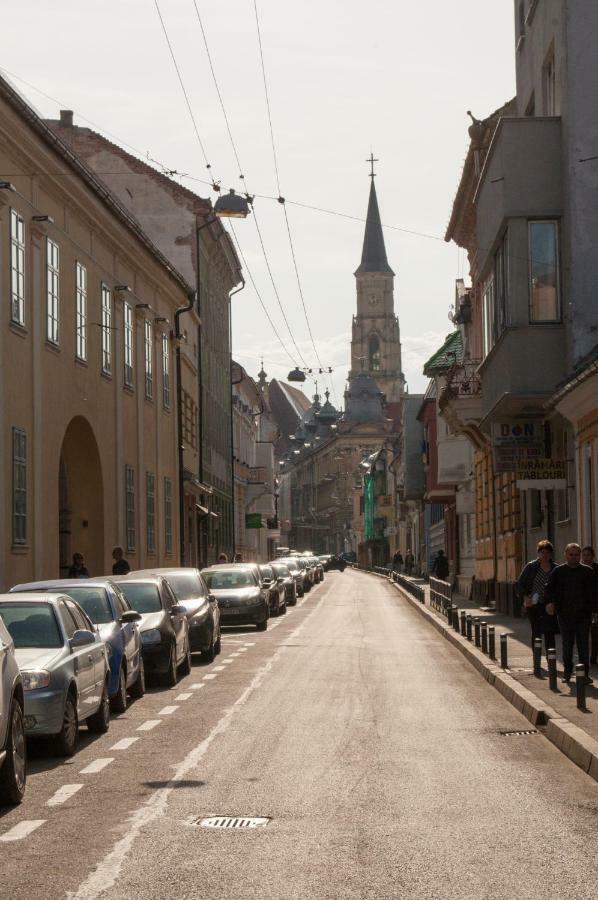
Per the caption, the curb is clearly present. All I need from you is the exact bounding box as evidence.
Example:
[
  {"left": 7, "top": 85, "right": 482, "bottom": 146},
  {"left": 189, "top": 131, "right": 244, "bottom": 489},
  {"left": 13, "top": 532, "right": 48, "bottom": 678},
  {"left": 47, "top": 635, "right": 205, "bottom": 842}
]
[{"left": 386, "top": 576, "right": 598, "bottom": 783}]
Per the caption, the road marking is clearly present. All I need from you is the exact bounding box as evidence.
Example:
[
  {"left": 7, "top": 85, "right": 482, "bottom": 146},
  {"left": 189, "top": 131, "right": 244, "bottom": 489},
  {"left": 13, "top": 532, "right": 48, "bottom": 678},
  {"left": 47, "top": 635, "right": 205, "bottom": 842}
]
[
  {"left": 0, "top": 820, "right": 46, "bottom": 842},
  {"left": 243, "top": 642, "right": 256, "bottom": 647},
  {"left": 221, "top": 659, "right": 233, "bottom": 665},
  {"left": 137, "top": 719, "right": 161, "bottom": 731},
  {"left": 189, "top": 683, "right": 205, "bottom": 691},
  {"left": 110, "top": 737, "right": 139, "bottom": 751},
  {"left": 158, "top": 705, "right": 179, "bottom": 715},
  {"left": 212, "top": 666, "right": 225, "bottom": 672},
  {"left": 47, "top": 784, "right": 84, "bottom": 807},
  {"left": 237, "top": 647, "right": 248, "bottom": 653},
  {"left": 175, "top": 692, "right": 192, "bottom": 701},
  {"left": 80, "top": 758, "right": 114, "bottom": 774},
  {"left": 203, "top": 674, "right": 217, "bottom": 680}
]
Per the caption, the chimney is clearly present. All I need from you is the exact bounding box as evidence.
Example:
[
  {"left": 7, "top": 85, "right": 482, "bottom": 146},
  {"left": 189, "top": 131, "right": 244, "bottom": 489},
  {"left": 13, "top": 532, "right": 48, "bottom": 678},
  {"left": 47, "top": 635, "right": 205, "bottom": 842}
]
[{"left": 59, "top": 109, "right": 74, "bottom": 128}]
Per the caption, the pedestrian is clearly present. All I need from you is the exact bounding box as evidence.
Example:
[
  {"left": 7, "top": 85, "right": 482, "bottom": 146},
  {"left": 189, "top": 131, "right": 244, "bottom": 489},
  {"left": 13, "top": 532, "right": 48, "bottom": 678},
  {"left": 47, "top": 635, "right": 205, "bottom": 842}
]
[
  {"left": 68, "top": 552, "right": 90, "bottom": 579},
  {"left": 545, "top": 542, "right": 598, "bottom": 684},
  {"left": 431, "top": 549, "right": 449, "bottom": 580},
  {"left": 392, "top": 550, "right": 403, "bottom": 573},
  {"left": 405, "top": 550, "right": 415, "bottom": 577},
  {"left": 516, "top": 539, "right": 558, "bottom": 659},
  {"left": 217, "top": 553, "right": 228, "bottom": 564},
  {"left": 234, "top": 552, "right": 243, "bottom": 562},
  {"left": 581, "top": 545, "right": 598, "bottom": 665},
  {"left": 112, "top": 545, "right": 130, "bottom": 575}
]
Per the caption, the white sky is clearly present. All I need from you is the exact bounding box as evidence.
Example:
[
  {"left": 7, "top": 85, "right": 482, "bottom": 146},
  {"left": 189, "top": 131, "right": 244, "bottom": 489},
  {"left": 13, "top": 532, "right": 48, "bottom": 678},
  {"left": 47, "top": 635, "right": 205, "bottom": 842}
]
[{"left": 1, "top": 1, "right": 515, "bottom": 406}]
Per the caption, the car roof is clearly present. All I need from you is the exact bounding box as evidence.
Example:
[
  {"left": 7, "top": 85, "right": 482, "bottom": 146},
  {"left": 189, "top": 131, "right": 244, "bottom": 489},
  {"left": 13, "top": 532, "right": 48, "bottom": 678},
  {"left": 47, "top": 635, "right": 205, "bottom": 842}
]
[
  {"left": 10, "top": 579, "right": 116, "bottom": 592},
  {"left": 202, "top": 565, "right": 253, "bottom": 573},
  {"left": 130, "top": 567, "right": 201, "bottom": 577},
  {"left": 110, "top": 574, "right": 164, "bottom": 586},
  {"left": 0, "top": 591, "right": 80, "bottom": 605}
]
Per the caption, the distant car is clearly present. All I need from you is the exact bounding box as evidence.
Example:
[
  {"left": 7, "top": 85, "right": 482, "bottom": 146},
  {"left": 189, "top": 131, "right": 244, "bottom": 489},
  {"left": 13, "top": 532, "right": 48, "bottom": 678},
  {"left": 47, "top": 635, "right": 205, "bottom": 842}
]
[
  {"left": 269, "top": 561, "right": 297, "bottom": 606},
  {"left": 302, "top": 555, "right": 322, "bottom": 583},
  {"left": 112, "top": 576, "right": 190, "bottom": 686},
  {"left": 318, "top": 555, "right": 332, "bottom": 571},
  {"left": 294, "top": 557, "right": 314, "bottom": 592},
  {"left": 327, "top": 554, "right": 347, "bottom": 572},
  {"left": 258, "top": 564, "right": 286, "bottom": 616},
  {"left": 202, "top": 566, "right": 269, "bottom": 631},
  {"left": 131, "top": 568, "right": 221, "bottom": 662},
  {"left": 341, "top": 551, "right": 357, "bottom": 563},
  {"left": 11, "top": 579, "right": 144, "bottom": 713},
  {"left": 276, "top": 558, "right": 305, "bottom": 598},
  {"left": 0, "top": 617, "right": 26, "bottom": 804},
  {"left": 0, "top": 593, "right": 110, "bottom": 757}
]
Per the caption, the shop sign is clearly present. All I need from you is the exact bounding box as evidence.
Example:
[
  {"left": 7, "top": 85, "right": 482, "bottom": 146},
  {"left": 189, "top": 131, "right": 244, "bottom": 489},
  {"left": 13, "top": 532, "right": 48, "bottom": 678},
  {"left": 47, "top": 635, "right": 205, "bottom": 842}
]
[
  {"left": 245, "top": 512, "right": 263, "bottom": 529},
  {"left": 516, "top": 458, "right": 567, "bottom": 491},
  {"left": 491, "top": 421, "right": 545, "bottom": 473}
]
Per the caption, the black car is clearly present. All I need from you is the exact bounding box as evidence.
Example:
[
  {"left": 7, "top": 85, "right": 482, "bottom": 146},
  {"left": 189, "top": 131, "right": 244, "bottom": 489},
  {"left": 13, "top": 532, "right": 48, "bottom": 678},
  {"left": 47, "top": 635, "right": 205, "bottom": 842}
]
[
  {"left": 270, "top": 562, "right": 297, "bottom": 606},
  {"left": 201, "top": 566, "right": 269, "bottom": 631},
  {"left": 327, "top": 554, "right": 347, "bottom": 572},
  {"left": 112, "top": 575, "right": 190, "bottom": 686},
  {"left": 133, "top": 567, "right": 221, "bottom": 662},
  {"left": 276, "top": 558, "right": 305, "bottom": 597},
  {"left": 258, "top": 564, "right": 286, "bottom": 616}
]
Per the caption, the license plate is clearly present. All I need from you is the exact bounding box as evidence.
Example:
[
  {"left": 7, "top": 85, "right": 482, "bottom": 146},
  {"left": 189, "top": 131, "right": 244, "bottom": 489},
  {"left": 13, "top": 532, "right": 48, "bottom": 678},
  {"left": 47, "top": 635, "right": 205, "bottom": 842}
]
[{"left": 225, "top": 608, "right": 241, "bottom": 615}]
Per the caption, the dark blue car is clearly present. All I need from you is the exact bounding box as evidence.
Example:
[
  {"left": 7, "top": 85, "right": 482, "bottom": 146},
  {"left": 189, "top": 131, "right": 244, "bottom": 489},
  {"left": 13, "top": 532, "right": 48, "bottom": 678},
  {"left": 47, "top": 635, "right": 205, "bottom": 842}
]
[{"left": 10, "top": 579, "right": 144, "bottom": 713}]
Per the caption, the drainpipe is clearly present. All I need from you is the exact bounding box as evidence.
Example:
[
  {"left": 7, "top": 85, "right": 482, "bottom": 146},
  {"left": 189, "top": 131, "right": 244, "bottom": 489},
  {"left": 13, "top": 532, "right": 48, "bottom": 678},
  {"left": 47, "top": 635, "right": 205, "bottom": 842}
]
[
  {"left": 229, "top": 277, "right": 246, "bottom": 559},
  {"left": 175, "top": 289, "right": 197, "bottom": 566}
]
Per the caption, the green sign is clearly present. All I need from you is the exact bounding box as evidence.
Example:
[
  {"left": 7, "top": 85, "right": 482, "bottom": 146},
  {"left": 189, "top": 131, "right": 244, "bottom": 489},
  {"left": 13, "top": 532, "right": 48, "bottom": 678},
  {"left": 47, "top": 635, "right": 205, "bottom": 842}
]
[
  {"left": 364, "top": 474, "right": 374, "bottom": 541},
  {"left": 245, "top": 512, "right": 263, "bottom": 529}
]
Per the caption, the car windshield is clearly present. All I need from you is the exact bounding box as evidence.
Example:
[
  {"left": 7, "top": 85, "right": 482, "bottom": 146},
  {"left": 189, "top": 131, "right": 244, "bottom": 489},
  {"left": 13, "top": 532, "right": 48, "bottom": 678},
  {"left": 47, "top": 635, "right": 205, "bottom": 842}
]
[
  {"left": 59, "top": 588, "right": 113, "bottom": 624},
  {"left": 272, "top": 565, "right": 289, "bottom": 577},
  {"left": 0, "top": 603, "right": 63, "bottom": 649},
  {"left": 281, "top": 559, "right": 299, "bottom": 572},
  {"left": 163, "top": 573, "right": 204, "bottom": 601},
  {"left": 117, "top": 583, "right": 162, "bottom": 613},
  {"left": 203, "top": 570, "right": 255, "bottom": 589},
  {"left": 259, "top": 566, "right": 274, "bottom": 579}
]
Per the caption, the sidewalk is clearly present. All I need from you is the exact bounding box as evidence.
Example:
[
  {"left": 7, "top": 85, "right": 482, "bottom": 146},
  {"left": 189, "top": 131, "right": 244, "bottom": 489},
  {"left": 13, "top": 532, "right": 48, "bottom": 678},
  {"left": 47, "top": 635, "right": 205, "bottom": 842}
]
[{"left": 378, "top": 570, "right": 598, "bottom": 782}]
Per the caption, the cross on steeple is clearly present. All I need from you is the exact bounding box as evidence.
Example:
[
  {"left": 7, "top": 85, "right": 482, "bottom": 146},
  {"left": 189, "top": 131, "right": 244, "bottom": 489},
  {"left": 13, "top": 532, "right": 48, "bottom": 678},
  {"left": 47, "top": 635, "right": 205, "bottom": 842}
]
[{"left": 366, "top": 152, "right": 379, "bottom": 179}]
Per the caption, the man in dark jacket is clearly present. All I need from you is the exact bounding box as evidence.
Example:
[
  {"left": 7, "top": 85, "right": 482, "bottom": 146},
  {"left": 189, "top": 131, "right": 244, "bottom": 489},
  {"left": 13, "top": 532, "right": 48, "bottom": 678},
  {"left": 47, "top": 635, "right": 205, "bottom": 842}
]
[
  {"left": 545, "top": 543, "right": 598, "bottom": 684},
  {"left": 431, "top": 550, "right": 449, "bottom": 580},
  {"left": 581, "top": 546, "right": 598, "bottom": 665}
]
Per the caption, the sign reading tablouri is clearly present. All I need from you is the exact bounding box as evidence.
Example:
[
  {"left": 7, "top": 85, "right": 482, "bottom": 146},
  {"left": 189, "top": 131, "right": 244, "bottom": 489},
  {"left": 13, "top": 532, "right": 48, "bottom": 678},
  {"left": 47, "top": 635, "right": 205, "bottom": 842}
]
[
  {"left": 491, "top": 421, "right": 544, "bottom": 474},
  {"left": 516, "top": 458, "right": 567, "bottom": 491}
]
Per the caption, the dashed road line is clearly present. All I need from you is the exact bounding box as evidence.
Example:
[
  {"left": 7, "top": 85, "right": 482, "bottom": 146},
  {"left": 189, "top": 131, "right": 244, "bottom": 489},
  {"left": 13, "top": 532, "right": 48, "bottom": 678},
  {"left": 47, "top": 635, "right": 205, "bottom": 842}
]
[
  {"left": 189, "top": 684, "right": 205, "bottom": 691},
  {"left": 137, "top": 719, "right": 161, "bottom": 731},
  {"left": 158, "top": 705, "right": 179, "bottom": 716},
  {"left": 0, "top": 820, "right": 46, "bottom": 842},
  {"left": 221, "top": 659, "right": 233, "bottom": 665},
  {"left": 203, "top": 674, "right": 217, "bottom": 681},
  {"left": 110, "top": 738, "right": 139, "bottom": 751},
  {"left": 212, "top": 666, "right": 225, "bottom": 672},
  {"left": 80, "top": 758, "right": 114, "bottom": 775},
  {"left": 174, "top": 692, "right": 192, "bottom": 701},
  {"left": 47, "top": 784, "right": 84, "bottom": 807}
]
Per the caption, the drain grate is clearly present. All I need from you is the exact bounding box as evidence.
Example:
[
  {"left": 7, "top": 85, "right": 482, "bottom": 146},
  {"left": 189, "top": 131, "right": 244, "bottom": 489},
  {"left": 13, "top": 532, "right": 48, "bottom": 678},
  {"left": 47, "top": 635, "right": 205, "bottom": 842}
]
[
  {"left": 195, "top": 816, "right": 270, "bottom": 829},
  {"left": 499, "top": 729, "right": 538, "bottom": 736}
]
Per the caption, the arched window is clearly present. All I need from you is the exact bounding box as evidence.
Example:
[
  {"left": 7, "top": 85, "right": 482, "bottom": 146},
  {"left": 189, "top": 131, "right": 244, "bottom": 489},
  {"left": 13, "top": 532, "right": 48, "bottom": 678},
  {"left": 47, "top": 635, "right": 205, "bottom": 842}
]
[{"left": 369, "top": 335, "right": 381, "bottom": 372}]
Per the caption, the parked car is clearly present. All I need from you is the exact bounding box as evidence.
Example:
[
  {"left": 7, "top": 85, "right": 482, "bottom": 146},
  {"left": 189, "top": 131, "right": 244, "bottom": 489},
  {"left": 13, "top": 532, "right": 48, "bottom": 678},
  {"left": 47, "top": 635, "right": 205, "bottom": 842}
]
[
  {"left": 276, "top": 557, "right": 304, "bottom": 597},
  {"left": 0, "top": 617, "right": 26, "bottom": 804},
  {"left": 302, "top": 555, "right": 321, "bottom": 584},
  {"left": 0, "top": 593, "right": 110, "bottom": 757},
  {"left": 318, "top": 554, "right": 332, "bottom": 571},
  {"left": 201, "top": 566, "right": 269, "bottom": 631},
  {"left": 269, "top": 561, "right": 297, "bottom": 606},
  {"left": 258, "top": 564, "right": 286, "bottom": 616},
  {"left": 111, "top": 575, "right": 190, "bottom": 686},
  {"left": 327, "top": 554, "right": 347, "bottom": 572},
  {"left": 11, "top": 579, "right": 144, "bottom": 713},
  {"left": 294, "top": 556, "right": 314, "bottom": 592},
  {"left": 131, "top": 568, "right": 221, "bottom": 662}
]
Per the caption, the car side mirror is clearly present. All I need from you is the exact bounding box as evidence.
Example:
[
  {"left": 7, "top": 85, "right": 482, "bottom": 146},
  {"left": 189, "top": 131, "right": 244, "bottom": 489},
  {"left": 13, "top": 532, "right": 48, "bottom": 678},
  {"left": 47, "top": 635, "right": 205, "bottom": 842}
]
[
  {"left": 262, "top": 578, "right": 272, "bottom": 586},
  {"left": 277, "top": 576, "right": 285, "bottom": 583},
  {"left": 121, "top": 610, "right": 142, "bottom": 624},
  {"left": 171, "top": 604, "right": 186, "bottom": 616},
  {"left": 70, "top": 629, "right": 96, "bottom": 649},
  {"left": 208, "top": 594, "right": 217, "bottom": 603}
]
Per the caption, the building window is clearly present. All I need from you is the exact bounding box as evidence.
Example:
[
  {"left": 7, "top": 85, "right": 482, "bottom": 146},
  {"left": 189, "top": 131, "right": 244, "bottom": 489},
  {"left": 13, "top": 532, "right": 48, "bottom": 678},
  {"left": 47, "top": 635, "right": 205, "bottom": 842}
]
[
  {"left": 146, "top": 472, "right": 156, "bottom": 553},
  {"left": 75, "top": 262, "right": 87, "bottom": 361},
  {"left": 369, "top": 335, "right": 381, "bottom": 372},
  {"left": 46, "top": 238, "right": 60, "bottom": 344},
  {"left": 124, "top": 302, "right": 134, "bottom": 387},
  {"left": 495, "top": 232, "right": 509, "bottom": 333},
  {"left": 101, "top": 284, "right": 112, "bottom": 373},
  {"left": 482, "top": 274, "right": 496, "bottom": 358},
  {"left": 10, "top": 209, "right": 25, "bottom": 326},
  {"left": 144, "top": 319, "right": 153, "bottom": 400},
  {"left": 182, "top": 390, "right": 198, "bottom": 449},
  {"left": 162, "top": 333, "right": 170, "bottom": 408},
  {"left": 125, "top": 465, "right": 135, "bottom": 552},
  {"left": 164, "top": 477, "right": 173, "bottom": 555},
  {"left": 12, "top": 428, "right": 27, "bottom": 545},
  {"left": 529, "top": 221, "right": 560, "bottom": 322}
]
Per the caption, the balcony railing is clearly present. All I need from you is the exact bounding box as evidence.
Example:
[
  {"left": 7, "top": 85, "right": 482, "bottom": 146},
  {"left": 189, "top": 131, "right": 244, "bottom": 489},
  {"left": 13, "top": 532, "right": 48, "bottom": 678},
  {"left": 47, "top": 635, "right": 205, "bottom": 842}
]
[{"left": 440, "top": 361, "right": 482, "bottom": 404}]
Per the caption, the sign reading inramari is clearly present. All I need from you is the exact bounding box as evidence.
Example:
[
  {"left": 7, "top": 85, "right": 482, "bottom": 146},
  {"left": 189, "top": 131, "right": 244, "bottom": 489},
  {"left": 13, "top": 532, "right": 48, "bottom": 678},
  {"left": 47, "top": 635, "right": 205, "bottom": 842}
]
[{"left": 516, "top": 458, "right": 566, "bottom": 491}]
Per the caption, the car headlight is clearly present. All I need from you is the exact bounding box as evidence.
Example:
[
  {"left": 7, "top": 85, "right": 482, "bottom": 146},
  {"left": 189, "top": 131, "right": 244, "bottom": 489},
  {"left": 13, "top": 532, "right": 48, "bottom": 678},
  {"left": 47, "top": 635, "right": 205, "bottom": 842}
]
[
  {"left": 192, "top": 607, "right": 209, "bottom": 623},
  {"left": 245, "top": 595, "right": 260, "bottom": 606},
  {"left": 22, "top": 670, "right": 51, "bottom": 692},
  {"left": 141, "top": 628, "right": 162, "bottom": 645}
]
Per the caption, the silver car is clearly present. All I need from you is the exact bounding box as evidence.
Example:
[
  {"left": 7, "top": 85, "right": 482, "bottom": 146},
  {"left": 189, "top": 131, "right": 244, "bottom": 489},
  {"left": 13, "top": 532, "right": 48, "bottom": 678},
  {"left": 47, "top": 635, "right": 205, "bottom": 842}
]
[
  {"left": 0, "top": 617, "right": 25, "bottom": 804},
  {"left": 0, "top": 593, "right": 110, "bottom": 757}
]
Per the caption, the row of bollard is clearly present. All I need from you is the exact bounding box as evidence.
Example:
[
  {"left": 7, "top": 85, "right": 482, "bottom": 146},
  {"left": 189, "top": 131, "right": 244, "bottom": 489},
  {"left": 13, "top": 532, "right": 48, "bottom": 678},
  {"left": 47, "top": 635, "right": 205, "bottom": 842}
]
[
  {"left": 450, "top": 605, "right": 509, "bottom": 669},
  {"left": 534, "top": 638, "right": 588, "bottom": 710}
]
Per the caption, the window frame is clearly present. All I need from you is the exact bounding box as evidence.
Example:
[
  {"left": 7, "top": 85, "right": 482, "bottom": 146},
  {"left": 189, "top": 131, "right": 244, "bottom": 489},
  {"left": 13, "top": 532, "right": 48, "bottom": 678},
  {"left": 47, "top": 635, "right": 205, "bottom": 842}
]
[
  {"left": 162, "top": 333, "right": 170, "bottom": 408},
  {"left": 101, "top": 283, "right": 112, "bottom": 374},
  {"left": 528, "top": 220, "right": 561, "bottom": 323},
  {"left": 124, "top": 302, "right": 134, "bottom": 387},
  {"left": 144, "top": 319, "right": 153, "bottom": 400},
  {"left": 75, "top": 262, "right": 87, "bottom": 361},
  {"left": 164, "top": 477, "right": 173, "bottom": 555},
  {"left": 12, "top": 427, "right": 27, "bottom": 545},
  {"left": 125, "top": 464, "right": 136, "bottom": 552},
  {"left": 146, "top": 471, "right": 156, "bottom": 554},
  {"left": 46, "top": 238, "right": 60, "bottom": 344},
  {"left": 10, "top": 209, "right": 25, "bottom": 326}
]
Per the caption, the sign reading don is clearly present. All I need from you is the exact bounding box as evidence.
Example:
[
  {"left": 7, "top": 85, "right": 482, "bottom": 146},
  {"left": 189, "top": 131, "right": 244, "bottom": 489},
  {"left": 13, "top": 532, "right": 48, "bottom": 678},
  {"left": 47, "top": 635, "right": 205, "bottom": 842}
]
[
  {"left": 491, "top": 421, "right": 545, "bottom": 474},
  {"left": 516, "top": 458, "right": 567, "bottom": 491}
]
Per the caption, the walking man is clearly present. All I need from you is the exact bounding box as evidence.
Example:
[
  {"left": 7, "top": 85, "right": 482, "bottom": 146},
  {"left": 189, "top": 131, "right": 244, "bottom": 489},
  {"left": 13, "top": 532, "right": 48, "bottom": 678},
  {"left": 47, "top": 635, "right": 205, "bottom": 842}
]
[
  {"left": 392, "top": 550, "right": 403, "bottom": 574},
  {"left": 517, "top": 539, "right": 558, "bottom": 659},
  {"left": 112, "top": 545, "right": 130, "bottom": 576},
  {"left": 431, "top": 549, "right": 449, "bottom": 581},
  {"left": 545, "top": 543, "right": 598, "bottom": 684}
]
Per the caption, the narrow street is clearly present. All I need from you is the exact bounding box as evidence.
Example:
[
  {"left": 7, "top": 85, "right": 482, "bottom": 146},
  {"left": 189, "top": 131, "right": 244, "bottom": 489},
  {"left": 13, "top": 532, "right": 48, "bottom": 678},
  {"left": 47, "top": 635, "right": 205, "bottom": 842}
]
[{"left": 2, "top": 570, "right": 598, "bottom": 899}]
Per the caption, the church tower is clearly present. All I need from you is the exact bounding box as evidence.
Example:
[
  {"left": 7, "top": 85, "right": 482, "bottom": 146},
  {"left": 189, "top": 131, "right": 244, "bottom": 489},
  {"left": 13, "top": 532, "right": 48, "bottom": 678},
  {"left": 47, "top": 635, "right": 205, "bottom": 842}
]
[{"left": 349, "top": 161, "right": 404, "bottom": 402}]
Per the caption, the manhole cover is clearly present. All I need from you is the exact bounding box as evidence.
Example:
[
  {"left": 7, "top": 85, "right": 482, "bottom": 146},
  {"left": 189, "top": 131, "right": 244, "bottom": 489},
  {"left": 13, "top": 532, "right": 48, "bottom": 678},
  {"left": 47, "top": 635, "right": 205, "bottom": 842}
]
[
  {"left": 499, "top": 729, "right": 538, "bottom": 737},
  {"left": 195, "top": 816, "right": 270, "bottom": 829}
]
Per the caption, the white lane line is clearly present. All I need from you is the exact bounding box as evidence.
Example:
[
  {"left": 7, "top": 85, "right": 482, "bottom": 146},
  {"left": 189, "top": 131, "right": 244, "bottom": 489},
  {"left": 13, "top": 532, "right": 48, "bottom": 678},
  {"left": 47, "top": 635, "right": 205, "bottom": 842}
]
[
  {"left": 221, "top": 659, "right": 233, "bottom": 665},
  {"left": 0, "top": 820, "right": 46, "bottom": 842},
  {"left": 243, "top": 642, "right": 256, "bottom": 647},
  {"left": 158, "top": 705, "right": 179, "bottom": 715},
  {"left": 110, "top": 737, "right": 139, "bottom": 751},
  {"left": 212, "top": 666, "right": 225, "bottom": 672},
  {"left": 202, "top": 673, "right": 217, "bottom": 681},
  {"left": 47, "top": 784, "right": 84, "bottom": 807},
  {"left": 137, "top": 719, "right": 161, "bottom": 732},
  {"left": 174, "top": 692, "right": 192, "bottom": 701},
  {"left": 224, "top": 654, "right": 237, "bottom": 660},
  {"left": 189, "top": 683, "right": 205, "bottom": 691},
  {"left": 237, "top": 647, "right": 248, "bottom": 653},
  {"left": 80, "top": 758, "right": 114, "bottom": 775}
]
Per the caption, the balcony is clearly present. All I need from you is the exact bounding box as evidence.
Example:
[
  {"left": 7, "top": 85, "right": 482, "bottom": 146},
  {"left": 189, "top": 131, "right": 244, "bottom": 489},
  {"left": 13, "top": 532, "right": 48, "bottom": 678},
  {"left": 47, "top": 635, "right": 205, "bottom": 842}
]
[
  {"left": 438, "top": 361, "right": 484, "bottom": 443},
  {"left": 475, "top": 117, "right": 562, "bottom": 276}
]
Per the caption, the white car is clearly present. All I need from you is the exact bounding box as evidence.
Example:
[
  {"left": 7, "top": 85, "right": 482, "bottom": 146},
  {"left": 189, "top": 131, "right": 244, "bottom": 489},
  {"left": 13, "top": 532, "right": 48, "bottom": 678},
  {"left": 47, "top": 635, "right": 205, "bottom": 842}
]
[{"left": 0, "top": 617, "right": 26, "bottom": 804}]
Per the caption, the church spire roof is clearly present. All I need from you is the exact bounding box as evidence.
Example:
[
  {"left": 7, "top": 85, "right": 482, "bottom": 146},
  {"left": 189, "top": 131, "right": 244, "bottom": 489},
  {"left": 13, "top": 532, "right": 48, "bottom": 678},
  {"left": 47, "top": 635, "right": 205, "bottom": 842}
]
[{"left": 354, "top": 176, "right": 394, "bottom": 276}]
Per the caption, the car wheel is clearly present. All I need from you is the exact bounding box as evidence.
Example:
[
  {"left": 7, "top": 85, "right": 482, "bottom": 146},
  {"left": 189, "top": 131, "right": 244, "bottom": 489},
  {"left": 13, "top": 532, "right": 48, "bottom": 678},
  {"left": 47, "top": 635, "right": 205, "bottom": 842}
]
[
  {"left": 280, "top": 600, "right": 287, "bottom": 615},
  {"left": 214, "top": 628, "right": 222, "bottom": 655},
  {"left": 162, "top": 643, "right": 178, "bottom": 687},
  {"left": 129, "top": 657, "right": 146, "bottom": 699},
  {"left": 54, "top": 692, "right": 79, "bottom": 757},
  {"left": 0, "top": 698, "right": 26, "bottom": 805},
  {"left": 256, "top": 620, "right": 268, "bottom": 632},
  {"left": 202, "top": 635, "right": 216, "bottom": 663},
  {"left": 87, "top": 679, "right": 110, "bottom": 734},
  {"left": 181, "top": 638, "right": 192, "bottom": 676},
  {"left": 110, "top": 665, "right": 128, "bottom": 714}
]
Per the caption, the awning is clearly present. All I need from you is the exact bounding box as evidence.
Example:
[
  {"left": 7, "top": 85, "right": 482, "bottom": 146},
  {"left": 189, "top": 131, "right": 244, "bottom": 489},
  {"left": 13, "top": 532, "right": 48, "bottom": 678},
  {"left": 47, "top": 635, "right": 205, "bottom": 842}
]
[
  {"left": 195, "top": 504, "right": 209, "bottom": 515},
  {"left": 183, "top": 470, "right": 213, "bottom": 497},
  {"left": 209, "top": 511, "right": 219, "bottom": 519}
]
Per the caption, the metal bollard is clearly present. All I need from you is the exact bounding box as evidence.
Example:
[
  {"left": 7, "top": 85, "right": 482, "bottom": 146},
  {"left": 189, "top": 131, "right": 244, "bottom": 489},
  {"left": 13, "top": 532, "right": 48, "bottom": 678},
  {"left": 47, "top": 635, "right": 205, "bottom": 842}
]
[
  {"left": 576, "top": 663, "right": 587, "bottom": 710},
  {"left": 533, "top": 638, "right": 543, "bottom": 678},
  {"left": 488, "top": 626, "right": 496, "bottom": 660},
  {"left": 466, "top": 615, "right": 472, "bottom": 641},
  {"left": 460, "top": 610, "right": 466, "bottom": 636},
  {"left": 474, "top": 617, "right": 481, "bottom": 648},
  {"left": 453, "top": 606, "right": 460, "bottom": 633},
  {"left": 500, "top": 633, "right": 508, "bottom": 669},
  {"left": 547, "top": 648, "right": 557, "bottom": 691},
  {"left": 481, "top": 621, "right": 488, "bottom": 654}
]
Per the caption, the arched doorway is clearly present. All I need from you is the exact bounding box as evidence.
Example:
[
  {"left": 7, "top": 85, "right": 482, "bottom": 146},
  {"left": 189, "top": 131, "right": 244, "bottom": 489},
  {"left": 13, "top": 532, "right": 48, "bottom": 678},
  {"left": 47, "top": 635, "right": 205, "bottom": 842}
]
[{"left": 58, "top": 417, "right": 104, "bottom": 578}]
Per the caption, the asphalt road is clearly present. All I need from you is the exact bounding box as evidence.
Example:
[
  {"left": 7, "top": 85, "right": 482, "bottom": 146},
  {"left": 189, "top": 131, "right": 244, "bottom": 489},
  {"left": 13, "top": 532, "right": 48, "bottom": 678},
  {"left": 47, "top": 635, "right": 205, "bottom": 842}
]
[{"left": 2, "top": 569, "right": 598, "bottom": 899}]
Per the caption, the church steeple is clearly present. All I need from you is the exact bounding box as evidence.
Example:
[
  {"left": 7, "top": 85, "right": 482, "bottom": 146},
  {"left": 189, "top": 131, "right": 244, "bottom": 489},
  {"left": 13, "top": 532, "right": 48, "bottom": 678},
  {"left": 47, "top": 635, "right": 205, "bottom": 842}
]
[{"left": 354, "top": 177, "right": 394, "bottom": 276}]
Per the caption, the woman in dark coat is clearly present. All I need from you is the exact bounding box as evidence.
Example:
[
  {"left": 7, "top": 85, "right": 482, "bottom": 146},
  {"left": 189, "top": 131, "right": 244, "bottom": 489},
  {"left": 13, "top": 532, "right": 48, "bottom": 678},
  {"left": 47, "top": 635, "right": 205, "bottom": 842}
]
[{"left": 517, "top": 539, "right": 557, "bottom": 658}]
